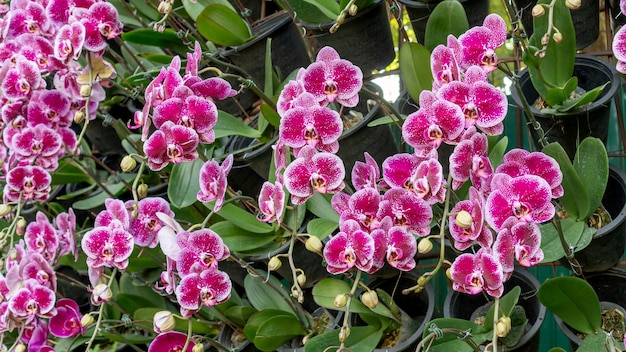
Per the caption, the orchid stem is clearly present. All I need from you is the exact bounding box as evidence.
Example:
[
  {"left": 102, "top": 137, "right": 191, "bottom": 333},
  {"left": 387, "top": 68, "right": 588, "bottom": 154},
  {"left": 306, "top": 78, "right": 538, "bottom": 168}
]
[
  {"left": 182, "top": 318, "right": 193, "bottom": 352},
  {"left": 338, "top": 269, "right": 362, "bottom": 351},
  {"left": 85, "top": 268, "right": 118, "bottom": 351},
  {"left": 487, "top": 297, "right": 500, "bottom": 352}
]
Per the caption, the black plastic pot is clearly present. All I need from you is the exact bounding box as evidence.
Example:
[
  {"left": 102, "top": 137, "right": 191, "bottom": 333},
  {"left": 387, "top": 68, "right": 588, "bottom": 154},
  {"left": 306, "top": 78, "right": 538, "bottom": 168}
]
[
  {"left": 510, "top": 54, "right": 621, "bottom": 160},
  {"left": 513, "top": 0, "right": 599, "bottom": 50},
  {"left": 399, "top": 0, "right": 490, "bottom": 44},
  {"left": 277, "top": 308, "right": 342, "bottom": 351},
  {"left": 351, "top": 273, "right": 436, "bottom": 351},
  {"left": 299, "top": 0, "right": 395, "bottom": 77},
  {"left": 444, "top": 268, "right": 546, "bottom": 351},
  {"left": 563, "top": 165, "right": 626, "bottom": 273},
  {"left": 554, "top": 269, "right": 626, "bottom": 349}
]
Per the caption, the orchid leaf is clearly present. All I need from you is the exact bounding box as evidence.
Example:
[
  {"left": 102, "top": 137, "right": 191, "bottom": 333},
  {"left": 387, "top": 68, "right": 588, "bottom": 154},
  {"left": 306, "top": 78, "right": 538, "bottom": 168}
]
[
  {"left": 421, "top": 318, "right": 489, "bottom": 349},
  {"left": 285, "top": 0, "right": 335, "bottom": 23},
  {"left": 424, "top": 0, "right": 468, "bottom": 52},
  {"left": 244, "top": 274, "right": 297, "bottom": 315},
  {"left": 253, "top": 315, "right": 307, "bottom": 351},
  {"left": 134, "top": 308, "right": 217, "bottom": 334},
  {"left": 168, "top": 158, "right": 203, "bottom": 208},
  {"left": 576, "top": 332, "right": 613, "bottom": 351},
  {"left": 399, "top": 42, "right": 433, "bottom": 104},
  {"left": 573, "top": 137, "right": 608, "bottom": 220},
  {"left": 121, "top": 29, "right": 188, "bottom": 55},
  {"left": 501, "top": 305, "right": 528, "bottom": 348},
  {"left": 306, "top": 218, "right": 338, "bottom": 239},
  {"left": 488, "top": 136, "right": 508, "bottom": 170},
  {"left": 306, "top": 193, "right": 340, "bottom": 222},
  {"left": 210, "top": 221, "right": 277, "bottom": 252},
  {"left": 544, "top": 77, "right": 577, "bottom": 107},
  {"left": 183, "top": 0, "right": 234, "bottom": 22},
  {"left": 244, "top": 309, "right": 294, "bottom": 342},
  {"left": 537, "top": 276, "right": 601, "bottom": 334},
  {"left": 214, "top": 111, "right": 262, "bottom": 139},
  {"left": 303, "top": 0, "right": 340, "bottom": 20},
  {"left": 304, "top": 326, "right": 382, "bottom": 352},
  {"left": 551, "top": 83, "right": 610, "bottom": 113},
  {"left": 542, "top": 142, "right": 587, "bottom": 220},
  {"left": 484, "top": 286, "right": 520, "bottom": 328},
  {"left": 197, "top": 4, "right": 252, "bottom": 46},
  {"left": 215, "top": 203, "right": 274, "bottom": 233},
  {"left": 539, "top": 217, "right": 595, "bottom": 263},
  {"left": 312, "top": 278, "right": 371, "bottom": 314}
]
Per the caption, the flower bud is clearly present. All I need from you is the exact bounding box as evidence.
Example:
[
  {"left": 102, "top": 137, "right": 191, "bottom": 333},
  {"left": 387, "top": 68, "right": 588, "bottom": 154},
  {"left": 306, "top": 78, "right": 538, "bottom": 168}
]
[
  {"left": 137, "top": 183, "right": 149, "bottom": 199},
  {"left": 566, "top": 0, "right": 581, "bottom": 9},
  {"left": 153, "top": 311, "right": 176, "bottom": 333},
  {"left": 446, "top": 268, "right": 453, "bottom": 281},
  {"left": 361, "top": 291, "right": 379, "bottom": 309},
  {"left": 15, "top": 344, "right": 26, "bottom": 352},
  {"left": 541, "top": 34, "right": 550, "bottom": 46},
  {"left": 0, "top": 204, "right": 11, "bottom": 217},
  {"left": 81, "top": 314, "right": 95, "bottom": 327},
  {"left": 158, "top": 0, "right": 172, "bottom": 14},
  {"left": 74, "top": 110, "right": 85, "bottom": 124},
  {"left": 291, "top": 286, "right": 303, "bottom": 303},
  {"left": 16, "top": 218, "right": 26, "bottom": 236},
  {"left": 531, "top": 4, "right": 545, "bottom": 17},
  {"left": 417, "top": 238, "right": 433, "bottom": 254},
  {"left": 496, "top": 316, "right": 512, "bottom": 337},
  {"left": 455, "top": 210, "right": 473, "bottom": 229},
  {"left": 268, "top": 256, "right": 282, "bottom": 271},
  {"left": 296, "top": 273, "right": 306, "bottom": 287},
  {"left": 334, "top": 293, "right": 348, "bottom": 308},
  {"left": 348, "top": 4, "right": 358, "bottom": 16},
  {"left": 192, "top": 344, "right": 204, "bottom": 352},
  {"left": 417, "top": 275, "right": 429, "bottom": 287},
  {"left": 120, "top": 155, "right": 137, "bottom": 172},
  {"left": 305, "top": 236, "right": 323, "bottom": 253},
  {"left": 79, "top": 84, "right": 92, "bottom": 98},
  {"left": 91, "top": 283, "right": 113, "bottom": 306},
  {"left": 338, "top": 326, "right": 350, "bottom": 342},
  {"left": 553, "top": 32, "right": 563, "bottom": 43}
]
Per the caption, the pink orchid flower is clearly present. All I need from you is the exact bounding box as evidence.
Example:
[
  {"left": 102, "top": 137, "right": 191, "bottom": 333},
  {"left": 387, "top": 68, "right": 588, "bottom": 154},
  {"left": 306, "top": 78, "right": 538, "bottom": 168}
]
[
  {"left": 614, "top": 25, "right": 626, "bottom": 73},
  {"left": 277, "top": 72, "right": 305, "bottom": 116},
  {"left": 4, "top": 2, "right": 51, "bottom": 38},
  {"left": 81, "top": 226, "right": 134, "bottom": 271},
  {"left": 197, "top": 155, "right": 233, "bottom": 212},
  {"left": 382, "top": 153, "right": 446, "bottom": 204},
  {"left": 176, "top": 229, "right": 230, "bottom": 277},
  {"left": 24, "top": 212, "right": 59, "bottom": 263},
  {"left": 494, "top": 219, "right": 544, "bottom": 281},
  {"left": 449, "top": 186, "right": 493, "bottom": 251},
  {"left": 3, "top": 165, "right": 51, "bottom": 203},
  {"left": 284, "top": 145, "right": 345, "bottom": 205},
  {"left": 337, "top": 187, "right": 382, "bottom": 232},
  {"left": 279, "top": 92, "right": 343, "bottom": 154},
  {"left": 449, "top": 248, "right": 504, "bottom": 297},
  {"left": 143, "top": 121, "right": 199, "bottom": 171},
  {"left": 127, "top": 197, "right": 174, "bottom": 248},
  {"left": 11, "top": 124, "right": 62, "bottom": 170},
  {"left": 371, "top": 225, "right": 417, "bottom": 272},
  {"left": 496, "top": 148, "right": 564, "bottom": 198},
  {"left": 2, "top": 54, "right": 46, "bottom": 100},
  {"left": 486, "top": 174, "right": 555, "bottom": 232},
  {"left": 95, "top": 198, "right": 130, "bottom": 230},
  {"left": 301, "top": 46, "right": 363, "bottom": 107},
  {"left": 49, "top": 298, "right": 84, "bottom": 338},
  {"left": 377, "top": 188, "right": 433, "bottom": 237},
  {"left": 351, "top": 152, "right": 381, "bottom": 191},
  {"left": 431, "top": 44, "right": 460, "bottom": 90},
  {"left": 76, "top": 2, "right": 123, "bottom": 52},
  {"left": 175, "top": 269, "right": 232, "bottom": 317},
  {"left": 8, "top": 279, "right": 57, "bottom": 323},
  {"left": 323, "top": 219, "right": 375, "bottom": 274},
  {"left": 402, "top": 90, "right": 465, "bottom": 153},
  {"left": 53, "top": 22, "right": 86, "bottom": 63},
  {"left": 152, "top": 91, "right": 218, "bottom": 144},
  {"left": 457, "top": 14, "right": 507, "bottom": 73},
  {"left": 449, "top": 126, "right": 494, "bottom": 191},
  {"left": 148, "top": 331, "right": 194, "bottom": 352},
  {"left": 10, "top": 251, "right": 57, "bottom": 292},
  {"left": 257, "top": 181, "right": 285, "bottom": 224},
  {"left": 55, "top": 208, "right": 77, "bottom": 260},
  {"left": 26, "top": 89, "right": 72, "bottom": 128}
]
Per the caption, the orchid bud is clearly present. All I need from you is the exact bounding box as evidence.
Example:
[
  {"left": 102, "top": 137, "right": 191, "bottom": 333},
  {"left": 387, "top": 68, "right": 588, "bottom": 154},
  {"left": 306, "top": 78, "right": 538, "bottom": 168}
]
[
  {"left": 137, "top": 183, "right": 149, "bottom": 199},
  {"left": 348, "top": 4, "right": 358, "bottom": 16},
  {"left": 496, "top": 316, "right": 512, "bottom": 337},
  {"left": 158, "top": 0, "right": 172, "bottom": 14},
  {"left": 417, "top": 238, "right": 433, "bottom": 254},
  {"left": 268, "top": 256, "right": 282, "bottom": 271},
  {"left": 566, "top": 0, "right": 581, "bottom": 9},
  {"left": 120, "top": 155, "right": 137, "bottom": 172},
  {"left": 0, "top": 204, "right": 11, "bottom": 217},
  {"left": 531, "top": 4, "right": 545, "bottom": 17},
  {"left": 446, "top": 268, "right": 453, "bottom": 281},
  {"left": 74, "top": 110, "right": 85, "bottom": 124},
  {"left": 91, "top": 283, "right": 113, "bottom": 306},
  {"left": 192, "top": 344, "right": 204, "bottom": 352},
  {"left": 541, "top": 34, "right": 550, "bottom": 46},
  {"left": 553, "top": 32, "right": 563, "bottom": 43},
  {"left": 296, "top": 273, "right": 307, "bottom": 287},
  {"left": 16, "top": 218, "right": 26, "bottom": 236},
  {"left": 417, "top": 275, "right": 429, "bottom": 287},
  {"left": 334, "top": 293, "right": 348, "bottom": 308},
  {"left": 15, "top": 344, "right": 26, "bottom": 352},
  {"left": 455, "top": 210, "right": 473, "bottom": 229},
  {"left": 305, "top": 236, "right": 323, "bottom": 253},
  {"left": 338, "top": 326, "right": 350, "bottom": 342},
  {"left": 153, "top": 311, "right": 176, "bottom": 333},
  {"left": 79, "top": 84, "right": 92, "bottom": 98},
  {"left": 81, "top": 314, "right": 95, "bottom": 327},
  {"left": 291, "top": 286, "right": 303, "bottom": 303},
  {"left": 361, "top": 291, "right": 379, "bottom": 309}
]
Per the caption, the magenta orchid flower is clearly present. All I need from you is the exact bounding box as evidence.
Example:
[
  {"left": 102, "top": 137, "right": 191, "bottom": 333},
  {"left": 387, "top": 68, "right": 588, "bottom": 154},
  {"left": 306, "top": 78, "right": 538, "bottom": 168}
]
[
  {"left": 3, "top": 165, "right": 51, "bottom": 203},
  {"left": 351, "top": 152, "right": 381, "bottom": 191},
  {"left": 10, "top": 124, "right": 62, "bottom": 170},
  {"left": 449, "top": 248, "right": 504, "bottom": 297},
  {"left": 496, "top": 148, "right": 564, "bottom": 198},
  {"left": 382, "top": 154, "right": 446, "bottom": 204},
  {"left": 4, "top": 1, "right": 51, "bottom": 38},
  {"left": 279, "top": 92, "right": 343, "bottom": 154},
  {"left": 301, "top": 46, "right": 363, "bottom": 107},
  {"left": 377, "top": 188, "right": 433, "bottom": 237},
  {"left": 152, "top": 92, "right": 218, "bottom": 144},
  {"left": 257, "top": 181, "right": 285, "bottom": 224},
  {"left": 336, "top": 187, "right": 382, "bottom": 232},
  {"left": 284, "top": 145, "right": 345, "bottom": 204},
  {"left": 197, "top": 155, "right": 233, "bottom": 212},
  {"left": 54, "top": 208, "right": 77, "bottom": 260},
  {"left": 457, "top": 14, "right": 507, "bottom": 73},
  {"left": 613, "top": 25, "right": 626, "bottom": 73},
  {"left": 24, "top": 212, "right": 59, "bottom": 263},
  {"left": 143, "top": 121, "right": 199, "bottom": 171},
  {"left": 486, "top": 174, "right": 555, "bottom": 232},
  {"left": 176, "top": 229, "right": 230, "bottom": 277},
  {"left": 26, "top": 89, "right": 72, "bottom": 128},
  {"left": 148, "top": 331, "right": 194, "bottom": 352},
  {"left": 81, "top": 226, "right": 134, "bottom": 271},
  {"left": 277, "top": 72, "right": 305, "bottom": 116},
  {"left": 371, "top": 225, "right": 417, "bottom": 272},
  {"left": 449, "top": 126, "right": 494, "bottom": 191},
  {"left": 1, "top": 54, "right": 46, "bottom": 100},
  {"left": 95, "top": 198, "right": 130, "bottom": 231},
  {"left": 449, "top": 186, "right": 493, "bottom": 251},
  {"left": 77, "top": 2, "right": 123, "bottom": 52},
  {"left": 402, "top": 90, "right": 465, "bottom": 153},
  {"left": 8, "top": 279, "right": 57, "bottom": 323},
  {"left": 175, "top": 269, "right": 232, "bottom": 317},
  {"left": 431, "top": 44, "right": 460, "bottom": 90},
  {"left": 323, "top": 219, "right": 375, "bottom": 274},
  {"left": 494, "top": 219, "right": 544, "bottom": 281},
  {"left": 127, "top": 197, "right": 174, "bottom": 248},
  {"left": 6, "top": 251, "right": 57, "bottom": 292},
  {"left": 49, "top": 298, "right": 84, "bottom": 338}
]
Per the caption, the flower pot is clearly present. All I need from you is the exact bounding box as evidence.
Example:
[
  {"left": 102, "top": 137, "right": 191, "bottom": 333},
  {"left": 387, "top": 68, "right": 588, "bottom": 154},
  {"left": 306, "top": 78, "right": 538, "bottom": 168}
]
[
  {"left": 399, "top": 0, "right": 490, "bottom": 44},
  {"left": 561, "top": 164, "right": 626, "bottom": 273},
  {"left": 351, "top": 273, "right": 436, "bottom": 351},
  {"left": 299, "top": 0, "right": 395, "bottom": 77},
  {"left": 554, "top": 269, "right": 626, "bottom": 349},
  {"left": 444, "top": 267, "right": 546, "bottom": 351},
  {"left": 510, "top": 54, "right": 621, "bottom": 160},
  {"left": 513, "top": 0, "right": 599, "bottom": 50}
]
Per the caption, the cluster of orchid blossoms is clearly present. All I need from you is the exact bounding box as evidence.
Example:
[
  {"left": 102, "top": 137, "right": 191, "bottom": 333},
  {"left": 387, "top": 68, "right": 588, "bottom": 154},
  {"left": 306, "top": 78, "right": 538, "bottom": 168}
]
[
  {"left": 0, "top": 0, "right": 124, "bottom": 204},
  {"left": 612, "top": 0, "right": 626, "bottom": 72}
]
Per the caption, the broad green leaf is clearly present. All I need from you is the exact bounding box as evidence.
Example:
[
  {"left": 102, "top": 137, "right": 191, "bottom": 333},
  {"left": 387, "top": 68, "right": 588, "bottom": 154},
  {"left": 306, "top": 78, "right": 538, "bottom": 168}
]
[
  {"left": 108, "top": 0, "right": 143, "bottom": 27},
  {"left": 210, "top": 221, "right": 277, "bottom": 252},
  {"left": 224, "top": 305, "right": 258, "bottom": 328},
  {"left": 264, "top": 38, "right": 273, "bottom": 97},
  {"left": 183, "top": 0, "right": 234, "bottom": 21},
  {"left": 244, "top": 273, "right": 297, "bottom": 315},
  {"left": 545, "top": 77, "right": 577, "bottom": 107},
  {"left": 306, "top": 193, "right": 340, "bottom": 222},
  {"left": 121, "top": 29, "right": 189, "bottom": 54},
  {"left": 484, "top": 286, "right": 521, "bottom": 328},
  {"left": 51, "top": 160, "right": 94, "bottom": 185},
  {"left": 422, "top": 318, "right": 489, "bottom": 348},
  {"left": 168, "top": 158, "right": 203, "bottom": 208},
  {"left": 119, "top": 273, "right": 167, "bottom": 308},
  {"left": 99, "top": 332, "right": 155, "bottom": 344},
  {"left": 214, "top": 111, "right": 263, "bottom": 139},
  {"left": 283, "top": 0, "right": 334, "bottom": 23},
  {"left": 424, "top": 0, "right": 468, "bottom": 51},
  {"left": 548, "top": 348, "right": 568, "bottom": 352},
  {"left": 304, "top": 325, "right": 382, "bottom": 352},
  {"left": 116, "top": 293, "right": 161, "bottom": 316},
  {"left": 573, "top": 137, "right": 608, "bottom": 220},
  {"left": 553, "top": 83, "right": 609, "bottom": 113},
  {"left": 216, "top": 203, "right": 273, "bottom": 233},
  {"left": 399, "top": 42, "right": 433, "bottom": 105},
  {"left": 197, "top": 4, "right": 252, "bottom": 46},
  {"left": 244, "top": 309, "right": 294, "bottom": 342},
  {"left": 540, "top": 217, "right": 595, "bottom": 263},
  {"left": 542, "top": 142, "right": 587, "bottom": 220},
  {"left": 501, "top": 305, "right": 528, "bottom": 347},
  {"left": 576, "top": 332, "right": 611, "bottom": 352},
  {"left": 259, "top": 103, "right": 281, "bottom": 128},
  {"left": 537, "top": 276, "right": 601, "bottom": 334},
  {"left": 312, "top": 278, "right": 371, "bottom": 314},
  {"left": 302, "top": 0, "right": 340, "bottom": 19},
  {"left": 254, "top": 315, "right": 307, "bottom": 351},
  {"left": 488, "top": 136, "right": 508, "bottom": 170},
  {"left": 128, "top": 0, "right": 159, "bottom": 20},
  {"left": 306, "top": 218, "right": 338, "bottom": 239}
]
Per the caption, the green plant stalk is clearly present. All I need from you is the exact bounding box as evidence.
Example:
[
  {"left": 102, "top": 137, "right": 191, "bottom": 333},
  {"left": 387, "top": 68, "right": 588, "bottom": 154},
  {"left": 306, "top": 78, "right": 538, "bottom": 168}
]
[
  {"left": 338, "top": 269, "right": 363, "bottom": 351},
  {"left": 486, "top": 297, "right": 500, "bottom": 352},
  {"left": 131, "top": 160, "right": 147, "bottom": 205},
  {"left": 182, "top": 318, "right": 193, "bottom": 352},
  {"left": 85, "top": 268, "right": 119, "bottom": 351},
  {"left": 551, "top": 213, "right": 583, "bottom": 276},
  {"left": 287, "top": 206, "right": 306, "bottom": 308},
  {"left": 6, "top": 194, "right": 23, "bottom": 251},
  {"left": 330, "top": 0, "right": 357, "bottom": 33}
]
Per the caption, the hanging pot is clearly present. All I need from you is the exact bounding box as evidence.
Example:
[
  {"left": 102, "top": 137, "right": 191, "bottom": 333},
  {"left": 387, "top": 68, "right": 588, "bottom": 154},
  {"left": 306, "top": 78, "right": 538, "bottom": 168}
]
[
  {"left": 510, "top": 54, "right": 620, "bottom": 160},
  {"left": 444, "top": 267, "right": 546, "bottom": 351},
  {"left": 299, "top": 0, "right": 395, "bottom": 77},
  {"left": 398, "top": 0, "right": 490, "bottom": 44}
]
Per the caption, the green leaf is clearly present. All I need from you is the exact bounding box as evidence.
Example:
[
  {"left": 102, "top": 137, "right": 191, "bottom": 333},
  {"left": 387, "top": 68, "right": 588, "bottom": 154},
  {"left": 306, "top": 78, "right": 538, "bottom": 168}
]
[
  {"left": 542, "top": 142, "right": 587, "bottom": 220},
  {"left": 576, "top": 332, "right": 612, "bottom": 351},
  {"left": 537, "top": 276, "right": 602, "bottom": 334},
  {"left": 424, "top": 0, "right": 469, "bottom": 51},
  {"left": 302, "top": 0, "right": 340, "bottom": 19},
  {"left": 540, "top": 217, "right": 596, "bottom": 262},
  {"left": 121, "top": 29, "right": 188, "bottom": 54},
  {"left": 259, "top": 103, "right": 281, "bottom": 128},
  {"left": 72, "top": 174, "right": 135, "bottom": 210},
  {"left": 244, "top": 273, "right": 297, "bottom": 315},
  {"left": 544, "top": 77, "right": 577, "bottom": 107},
  {"left": 548, "top": 348, "right": 568, "bottom": 352},
  {"left": 197, "top": 4, "right": 252, "bottom": 46},
  {"left": 108, "top": 0, "right": 143, "bottom": 27},
  {"left": 554, "top": 83, "right": 609, "bottom": 113},
  {"left": 304, "top": 326, "right": 382, "bottom": 352},
  {"left": 573, "top": 137, "right": 608, "bottom": 220},
  {"left": 116, "top": 293, "right": 161, "bottom": 316},
  {"left": 244, "top": 309, "right": 294, "bottom": 341},
  {"left": 306, "top": 193, "right": 340, "bottom": 222},
  {"left": 224, "top": 305, "right": 258, "bottom": 328},
  {"left": 487, "top": 136, "right": 508, "bottom": 170},
  {"left": 168, "top": 158, "right": 203, "bottom": 208},
  {"left": 216, "top": 203, "right": 274, "bottom": 233},
  {"left": 214, "top": 111, "right": 263, "bottom": 139},
  {"left": 253, "top": 315, "right": 307, "bottom": 351},
  {"left": 183, "top": 0, "right": 234, "bottom": 22},
  {"left": 501, "top": 305, "right": 528, "bottom": 347},
  {"left": 399, "top": 42, "right": 433, "bottom": 104},
  {"left": 128, "top": 0, "right": 160, "bottom": 20},
  {"left": 51, "top": 160, "right": 94, "bottom": 185},
  {"left": 312, "top": 278, "right": 370, "bottom": 314},
  {"left": 422, "top": 318, "right": 489, "bottom": 348},
  {"left": 210, "top": 221, "right": 277, "bottom": 252},
  {"left": 306, "top": 218, "right": 338, "bottom": 239}
]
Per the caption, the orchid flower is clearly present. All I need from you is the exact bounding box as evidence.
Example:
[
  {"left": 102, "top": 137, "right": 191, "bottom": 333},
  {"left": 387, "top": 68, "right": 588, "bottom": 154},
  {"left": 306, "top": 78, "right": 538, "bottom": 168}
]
[
  {"left": 323, "top": 219, "right": 375, "bottom": 274},
  {"left": 197, "top": 155, "right": 233, "bottom": 212},
  {"left": 449, "top": 247, "right": 504, "bottom": 297},
  {"left": 284, "top": 145, "right": 345, "bottom": 204}
]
